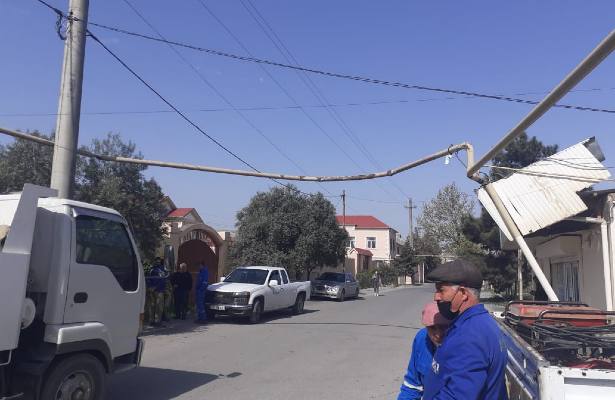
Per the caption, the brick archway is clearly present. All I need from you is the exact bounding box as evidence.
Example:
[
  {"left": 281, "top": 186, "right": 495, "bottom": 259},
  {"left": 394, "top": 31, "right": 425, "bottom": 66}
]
[{"left": 177, "top": 239, "right": 219, "bottom": 284}]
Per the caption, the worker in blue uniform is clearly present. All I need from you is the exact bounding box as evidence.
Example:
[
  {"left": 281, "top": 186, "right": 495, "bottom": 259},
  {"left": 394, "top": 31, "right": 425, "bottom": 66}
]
[
  {"left": 397, "top": 301, "right": 451, "bottom": 400},
  {"left": 194, "top": 262, "right": 209, "bottom": 324},
  {"left": 423, "top": 259, "right": 508, "bottom": 400}
]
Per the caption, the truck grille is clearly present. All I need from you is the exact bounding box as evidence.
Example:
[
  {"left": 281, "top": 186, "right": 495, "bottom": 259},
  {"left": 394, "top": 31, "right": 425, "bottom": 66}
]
[{"left": 207, "top": 291, "right": 248, "bottom": 305}]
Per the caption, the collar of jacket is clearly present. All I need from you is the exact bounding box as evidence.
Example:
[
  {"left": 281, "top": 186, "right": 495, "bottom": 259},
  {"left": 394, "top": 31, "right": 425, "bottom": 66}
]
[{"left": 449, "top": 303, "right": 487, "bottom": 330}]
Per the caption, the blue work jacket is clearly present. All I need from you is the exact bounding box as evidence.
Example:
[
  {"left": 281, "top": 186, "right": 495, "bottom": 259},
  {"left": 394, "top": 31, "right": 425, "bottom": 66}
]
[
  {"left": 397, "top": 328, "right": 436, "bottom": 400},
  {"left": 196, "top": 266, "right": 209, "bottom": 291},
  {"left": 423, "top": 304, "right": 508, "bottom": 400}
]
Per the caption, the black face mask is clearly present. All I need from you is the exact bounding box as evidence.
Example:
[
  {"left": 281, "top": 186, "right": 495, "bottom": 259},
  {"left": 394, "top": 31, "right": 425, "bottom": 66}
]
[
  {"left": 437, "top": 300, "right": 459, "bottom": 320},
  {"left": 437, "top": 287, "right": 461, "bottom": 320}
]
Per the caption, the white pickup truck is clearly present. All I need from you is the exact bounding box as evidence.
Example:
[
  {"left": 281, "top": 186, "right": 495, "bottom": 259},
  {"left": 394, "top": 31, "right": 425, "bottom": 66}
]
[{"left": 205, "top": 266, "right": 311, "bottom": 323}]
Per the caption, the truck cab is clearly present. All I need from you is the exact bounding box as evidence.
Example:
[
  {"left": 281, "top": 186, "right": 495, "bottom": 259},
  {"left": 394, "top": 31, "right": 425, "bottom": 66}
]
[{"left": 0, "top": 185, "right": 145, "bottom": 399}]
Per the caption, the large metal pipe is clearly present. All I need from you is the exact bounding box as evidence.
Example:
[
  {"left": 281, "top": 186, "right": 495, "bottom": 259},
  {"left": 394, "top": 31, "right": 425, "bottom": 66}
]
[
  {"left": 0, "top": 127, "right": 474, "bottom": 183},
  {"left": 467, "top": 29, "right": 615, "bottom": 178},
  {"left": 484, "top": 183, "right": 558, "bottom": 301}
]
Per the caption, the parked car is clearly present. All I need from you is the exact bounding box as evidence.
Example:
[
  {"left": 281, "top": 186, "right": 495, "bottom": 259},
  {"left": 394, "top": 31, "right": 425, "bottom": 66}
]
[
  {"left": 311, "top": 272, "right": 360, "bottom": 301},
  {"left": 205, "top": 266, "right": 310, "bottom": 323}
]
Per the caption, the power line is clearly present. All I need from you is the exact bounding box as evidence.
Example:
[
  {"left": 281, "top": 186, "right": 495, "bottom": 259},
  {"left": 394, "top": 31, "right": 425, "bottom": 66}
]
[
  {"left": 68, "top": 16, "right": 615, "bottom": 115},
  {"left": 237, "top": 0, "right": 402, "bottom": 200},
  {"left": 119, "top": 0, "right": 334, "bottom": 198},
  {"left": 194, "top": 0, "right": 389, "bottom": 200},
  {"left": 5, "top": 86, "right": 614, "bottom": 118}
]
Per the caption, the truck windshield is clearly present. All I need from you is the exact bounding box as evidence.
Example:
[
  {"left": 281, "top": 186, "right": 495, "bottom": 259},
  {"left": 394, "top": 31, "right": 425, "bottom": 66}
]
[
  {"left": 225, "top": 268, "right": 269, "bottom": 285},
  {"left": 317, "top": 273, "right": 345, "bottom": 282}
]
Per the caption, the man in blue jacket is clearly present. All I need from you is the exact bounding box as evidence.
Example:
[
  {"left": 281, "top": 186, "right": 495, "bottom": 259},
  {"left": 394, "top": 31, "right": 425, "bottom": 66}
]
[
  {"left": 397, "top": 302, "right": 451, "bottom": 400},
  {"left": 423, "top": 259, "right": 508, "bottom": 400},
  {"left": 194, "top": 262, "right": 209, "bottom": 324}
]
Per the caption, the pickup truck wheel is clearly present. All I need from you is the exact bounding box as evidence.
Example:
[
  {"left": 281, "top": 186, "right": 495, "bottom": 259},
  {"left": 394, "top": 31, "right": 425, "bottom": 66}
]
[
  {"left": 250, "top": 299, "right": 263, "bottom": 324},
  {"left": 355, "top": 288, "right": 360, "bottom": 298},
  {"left": 292, "top": 294, "right": 305, "bottom": 315},
  {"left": 40, "top": 354, "right": 106, "bottom": 400},
  {"left": 337, "top": 289, "right": 345, "bottom": 302}
]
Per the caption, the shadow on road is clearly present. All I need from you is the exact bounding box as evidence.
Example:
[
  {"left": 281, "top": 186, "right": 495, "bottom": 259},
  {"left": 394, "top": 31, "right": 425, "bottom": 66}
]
[
  {"left": 140, "top": 320, "right": 209, "bottom": 337},
  {"left": 210, "top": 308, "right": 320, "bottom": 324},
  {"left": 108, "top": 367, "right": 218, "bottom": 399},
  {"left": 265, "top": 321, "right": 422, "bottom": 330}
]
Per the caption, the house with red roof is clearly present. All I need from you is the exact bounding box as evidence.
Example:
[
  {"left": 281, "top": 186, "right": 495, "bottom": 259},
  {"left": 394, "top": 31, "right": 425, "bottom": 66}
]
[
  {"left": 160, "top": 197, "right": 226, "bottom": 285},
  {"left": 336, "top": 215, "right": 401, "bottom": 275}
]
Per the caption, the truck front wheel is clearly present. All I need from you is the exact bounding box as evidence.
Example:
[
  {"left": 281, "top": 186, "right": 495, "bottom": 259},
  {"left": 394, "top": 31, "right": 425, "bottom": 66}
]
[
  {"left": 249, "top": 299, "right": 263, "bottom": 324},
  {"left": 40, "top": 354, "right": 106, "bottom": 400}
]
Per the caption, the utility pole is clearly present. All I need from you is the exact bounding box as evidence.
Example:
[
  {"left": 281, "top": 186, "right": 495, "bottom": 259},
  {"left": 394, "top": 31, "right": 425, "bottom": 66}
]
[
  {"left": 404, "top": 198, "right": 417, "bottom": 247},
  {"left": 50, "top": 0, "right": 90, "bottom": 199},
  {"left": 341, "top": 190, "right": 346, "bottom": 273}
]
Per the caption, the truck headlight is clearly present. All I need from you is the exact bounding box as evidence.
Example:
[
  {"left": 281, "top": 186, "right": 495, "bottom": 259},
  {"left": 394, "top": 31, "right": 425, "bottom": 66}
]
[{"left": 233, "top": 292, "right": 250, "bottom": 305}]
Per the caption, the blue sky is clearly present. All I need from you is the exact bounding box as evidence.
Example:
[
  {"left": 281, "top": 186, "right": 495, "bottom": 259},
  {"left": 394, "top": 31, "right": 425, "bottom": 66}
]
[{"left": 1, "top": 0, "right": 614, "bottom": 235}]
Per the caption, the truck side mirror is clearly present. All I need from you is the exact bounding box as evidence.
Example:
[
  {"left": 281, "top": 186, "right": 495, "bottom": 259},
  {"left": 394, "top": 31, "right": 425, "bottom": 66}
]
[{"left": 269, "top": 280, "right": 279, "bottom": 286}]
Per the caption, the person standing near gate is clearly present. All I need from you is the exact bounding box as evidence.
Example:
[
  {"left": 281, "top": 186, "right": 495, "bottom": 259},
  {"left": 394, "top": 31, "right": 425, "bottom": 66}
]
[
  {"left": 147, "top": 257, "right": 168, "bottom": 327},
  {"left": 171, "top": 262, "right": 193, "bottom": 320},
  {"left": 194, "top": 262, "right": 209, "bottom": 324}
]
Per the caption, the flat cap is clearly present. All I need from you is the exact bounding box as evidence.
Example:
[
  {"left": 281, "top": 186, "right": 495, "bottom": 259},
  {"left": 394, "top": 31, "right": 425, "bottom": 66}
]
[{"left": 427, "top": 259, "right": 483, "bottom": 289}]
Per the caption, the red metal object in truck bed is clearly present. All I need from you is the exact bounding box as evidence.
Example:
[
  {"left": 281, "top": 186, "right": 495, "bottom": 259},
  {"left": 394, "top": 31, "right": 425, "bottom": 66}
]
[{"left": 505, "top": 301, "right": 607, "bottom": 328}]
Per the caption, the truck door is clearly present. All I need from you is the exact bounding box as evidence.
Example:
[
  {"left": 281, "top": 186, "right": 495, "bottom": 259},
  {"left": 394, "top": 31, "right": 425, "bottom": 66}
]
[
  {"left": 279, "top": 269, "right": 294, "bottom": 306},
  {"left": 64, "top": 209, "right": 143, "bottom": 358},
  {"left": 266, "top": 270, "right": 284, "bottom": 310}
]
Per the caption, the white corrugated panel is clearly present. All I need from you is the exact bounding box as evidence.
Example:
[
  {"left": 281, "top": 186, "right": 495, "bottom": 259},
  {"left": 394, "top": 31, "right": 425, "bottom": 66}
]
[{"left": 478, "top": 139, "right": 611, "bottom": 240}]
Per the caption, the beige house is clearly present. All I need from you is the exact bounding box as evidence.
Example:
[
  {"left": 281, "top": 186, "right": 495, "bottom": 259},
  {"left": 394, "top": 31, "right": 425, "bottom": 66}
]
[{"left": 336, "top": 215, "right": 400, "bottom": 276}]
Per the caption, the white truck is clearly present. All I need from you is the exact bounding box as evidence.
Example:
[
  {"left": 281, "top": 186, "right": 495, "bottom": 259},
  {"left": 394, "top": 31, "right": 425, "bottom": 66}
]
[
  {"left": 205, "top": 266, "right": 311, "bottom": 323},
  {"left": 0, "top": 184, "right": 145, "bottom": 400}
]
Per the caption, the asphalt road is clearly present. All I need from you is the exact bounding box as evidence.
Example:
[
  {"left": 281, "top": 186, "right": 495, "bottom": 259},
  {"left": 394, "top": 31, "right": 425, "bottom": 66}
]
[{"left": 108, "top": 285, "right": 435, "bottom": 400}]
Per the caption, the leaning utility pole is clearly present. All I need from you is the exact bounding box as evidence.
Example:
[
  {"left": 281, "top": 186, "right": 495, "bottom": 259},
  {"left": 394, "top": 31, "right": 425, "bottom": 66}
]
[
  {"left": 404, "top": 198, "right": 416, "bottom": 247},
  {"left": 50, "top": 0, "right": 89, "bottom": 199}
]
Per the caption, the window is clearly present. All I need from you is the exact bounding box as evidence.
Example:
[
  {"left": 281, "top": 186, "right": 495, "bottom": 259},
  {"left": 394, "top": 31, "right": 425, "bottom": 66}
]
[
  {"left": 280, "top": 270, "right": 289, "bottom": 284},
  {"left": 225, "top": 268, "right": 268, "bottom": 285},
  {"left": 345, "top": 273, "right": 355, "bottom": 283},
  {"left": 76, "top": 215, "right": 138, "bottom": 291},
  {"left": 367, "top": 237, "right": 376, "bottom": 249},
  {"left": 550, "top": 261, "right": 580, "bottom": 302},
  {"left": 348, "top": 236, "right": 355, "bottom": 248},
  {"left": 269, "top": 270, "right": 281, "bottom": 285}
]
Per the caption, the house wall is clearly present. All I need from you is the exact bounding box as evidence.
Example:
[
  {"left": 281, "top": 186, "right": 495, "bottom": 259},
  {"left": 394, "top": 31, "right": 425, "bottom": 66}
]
[
  {"left": 343, "top": 225, "right": 396, "bottom": 262},
  {"left": 535, "top": 229, "right": 608, "bottom": 309}
]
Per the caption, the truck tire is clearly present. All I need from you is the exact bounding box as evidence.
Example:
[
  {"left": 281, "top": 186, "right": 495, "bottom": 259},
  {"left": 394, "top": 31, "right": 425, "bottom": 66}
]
[
  {"left": 292, "top": 293, "right": 305, "bottom": 315},
  {"left": 249, "top": 299, "right": 263, "bottom": 324},
  {"left": 40, "top": 353, "right": 106, "bottom": 400},
  {"left": 337, "top": 289, "right": 345, "bottom": 302}
]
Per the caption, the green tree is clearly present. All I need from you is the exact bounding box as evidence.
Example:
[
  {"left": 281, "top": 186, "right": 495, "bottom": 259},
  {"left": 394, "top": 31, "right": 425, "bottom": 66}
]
[
  {"left": 0, "top": 132, "right": 165, "bottom": 261},
  {"left": 0, "top": 131, "right": 53, "bottom": 192},
  {"left": 417, "top": 182, "right": 474, "bottom": 256},
  {"left": 490, "top": 132, "right": 558, "bottom": 181},
  {"left": 231, "top": 186, "right": 347, "bottom": 280},
  {"left": 392, "top": 238, "right": 417, "bottom": 278},
  {"left": 413, "top": 230, "right": 442, "bottom": 273}
]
